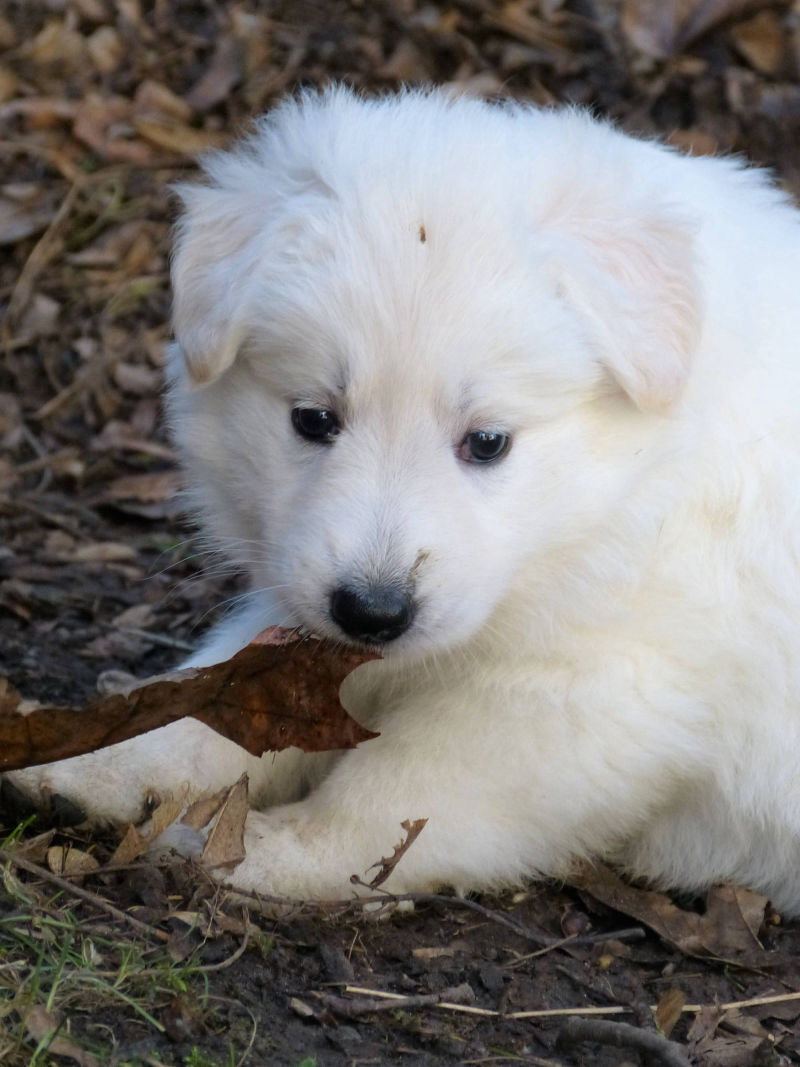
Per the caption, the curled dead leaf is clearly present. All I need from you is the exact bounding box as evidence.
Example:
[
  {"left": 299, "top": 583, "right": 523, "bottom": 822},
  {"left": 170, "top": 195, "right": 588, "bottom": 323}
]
[
  {"left": 0, "top": 629, "right": 378, "bottom": 772},
  {"left": 569, "top": 861, "right": 767, "bottom": 964},
  {"left": 198, "top": 774, "right": 249, "bottom": 870},
  {"left": 364, "top": 817, "right": 428, "bottom": 889}
]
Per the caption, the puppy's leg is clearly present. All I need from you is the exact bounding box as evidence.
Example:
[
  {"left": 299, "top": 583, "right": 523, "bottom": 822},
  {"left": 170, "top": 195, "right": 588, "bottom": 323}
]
[
  {"left": 5, "top": 597, "right": 303, "bottom": 823},
  {"left": 213, "top": 655, "right": 708, "bottom": 900}
]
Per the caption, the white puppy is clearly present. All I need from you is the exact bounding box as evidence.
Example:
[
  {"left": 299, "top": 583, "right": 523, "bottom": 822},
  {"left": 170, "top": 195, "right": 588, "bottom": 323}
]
[{"left": 11, "top": 87, "right": 800, "bottom": 911}]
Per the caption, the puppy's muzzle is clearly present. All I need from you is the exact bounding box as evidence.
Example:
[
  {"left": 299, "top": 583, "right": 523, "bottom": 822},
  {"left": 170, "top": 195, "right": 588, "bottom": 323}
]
[{"left": 329, "top": 584, "right": 415, "bottom": 644}]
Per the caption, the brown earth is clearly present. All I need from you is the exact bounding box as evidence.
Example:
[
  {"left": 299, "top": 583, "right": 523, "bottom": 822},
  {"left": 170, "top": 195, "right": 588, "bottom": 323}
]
[{"left": 3, "top": 2, "right": 800, "bottom": 1065}]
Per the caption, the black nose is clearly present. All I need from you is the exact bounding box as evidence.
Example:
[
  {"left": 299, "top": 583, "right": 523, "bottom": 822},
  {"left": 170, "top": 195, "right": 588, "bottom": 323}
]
[{"left": 329, "top": 585, "right": 414, "bottom": 643}]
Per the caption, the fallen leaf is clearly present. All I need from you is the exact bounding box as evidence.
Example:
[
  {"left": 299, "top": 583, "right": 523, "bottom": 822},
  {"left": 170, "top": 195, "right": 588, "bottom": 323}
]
[
  {"left": 0, "top": 182, "right": 63, "bottom": 245},
  {"left": 73, "top": 93, "right": 155, "bottom": 165},
  {"left": 0, "top": 629, "right": 378, "bottom": 772},
  {"left": 412, "top": 946, "right": 456, "bottom": 960},
  {"left": 621, "top": 0, "right": 694, "bottom": 57},
  {"left": 184, "top": 35, "right": 244, "bottom": 112},
  {"left": 655, "top": 988, "right": 686, "bottom": 1038},
  {"left": 11, "top": 829, "right": 56, "bottom": 863},
  {"left": 364, "top": 817, "right": 427, "bottom": 889},
  {"left": 729, "top": 11, "right": 785, "bottom": 76},
  {"left": 46, "top": 845, "right": 99, "bottom": 876},
  {"left": 25, "top": 19, "right": 87, "bottom": 71},
  {"left": 72, "top": 542, "right": 138, "bottom": 563},
  {"left": 569, "top": 861, "right": 767, "bottom": 963},
  {"left": 107, "top": 823, "right": 148, "bottom": 866},
  {"left": 199, "top": 774, "right": 248, "bottom": 870},
  {"left": 86, "top": 26, "right": 125, "bottom": 75},
  {"left": 132, "top": 115, "right": 230, "bottom": 155},
  {"left": 24, "top": 1004, "right": 99, "bottom": 1067},
  {"left": 134, "top": 79, "right": 193, "bottom": 121},
  {"left": 182, "top": 786, "right": 233, "bottom": 832}
]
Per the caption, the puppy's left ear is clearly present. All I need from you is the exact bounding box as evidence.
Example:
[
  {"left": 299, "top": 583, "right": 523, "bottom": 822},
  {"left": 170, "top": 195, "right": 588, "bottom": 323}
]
[
  {"left": 171, "top": 183, "right": 262, "bottom": 385},
  {"left": 549, "top": 201, "right": 701, "bottom": 414}
]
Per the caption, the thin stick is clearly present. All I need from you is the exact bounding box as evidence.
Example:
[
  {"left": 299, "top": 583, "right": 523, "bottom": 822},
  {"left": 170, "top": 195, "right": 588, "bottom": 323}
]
[
  {"left": 343, "top": 986, "right": 630, "bottom": 1019},
  {"left": 0, "top": 847, "right": 168, "bottom": 942},
  {"left": 341, "top": 983, "right": 800, "bottom": 1021},
  {"left": 314, "top": 982, "right": 475, "bottom": 1018},
  {"left": 195, "top": 910, "right": 251, "bottom": 973},
  {"left": 684, "top": 989, "right": 800, "bottom": 1014}
]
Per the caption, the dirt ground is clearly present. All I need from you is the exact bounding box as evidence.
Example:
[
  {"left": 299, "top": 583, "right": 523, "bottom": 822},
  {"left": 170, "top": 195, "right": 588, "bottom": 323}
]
[{"left": 4, "top": 1, "right": 800, "bottom": 1065}]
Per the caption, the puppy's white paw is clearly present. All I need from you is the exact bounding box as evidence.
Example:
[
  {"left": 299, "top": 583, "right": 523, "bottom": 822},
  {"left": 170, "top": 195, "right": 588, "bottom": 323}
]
[
  {"left": 3, "top": 718, "right": 253, "bottom": 828},
  {"left": 5, "top": 748, "right": 167, "bottom": 826},
  {"left": 212, "top": 806, "right": 416, "bottom": 902}
]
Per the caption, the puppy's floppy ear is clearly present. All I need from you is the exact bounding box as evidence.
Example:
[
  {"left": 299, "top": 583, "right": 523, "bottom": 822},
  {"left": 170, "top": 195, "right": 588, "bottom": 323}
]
[
  {"left": 171, "top": 182, "right": 262, "bottom": 385},
  {"left": 547, "top": 196, "right": 701, "bottom": 414}
]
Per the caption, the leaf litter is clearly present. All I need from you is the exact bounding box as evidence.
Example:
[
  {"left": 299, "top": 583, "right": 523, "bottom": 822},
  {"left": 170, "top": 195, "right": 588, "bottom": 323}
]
[{"left": 3, "top": 0, "right": 800, "bottom": 1064}]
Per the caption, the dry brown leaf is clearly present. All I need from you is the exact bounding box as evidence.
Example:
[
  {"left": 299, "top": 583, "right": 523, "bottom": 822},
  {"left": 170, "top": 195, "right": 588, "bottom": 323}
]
[
  {"left": 46, "top": 845, "right": 100, "bottom": 876},
  {"left": 412, "top": 946, "right": 456, "bottom": 960},
  {"left": 365, "top": 817, "right": 427, "bottom": 889},
  {"left": 485, "top": 1, "right": 572, "bottom": 52},
  {"left": 103, "top": 471, "right": 180, "bottom": 503},
  {"left": 132, "top": 115, "right": 230, "bottom": 156},
  {"left": 134, "top": 79, "right": 193, "bottom": 122},
  {"left": 150, "top": 795, "right": 189, "bottom": 838},
  {"left": 107, "top": 823, "right": 148, "bottom": 866},
  {"left": 621, "top": 0, "right": 767, "bottom": 58},
  {"left": 570, "top": 862, "right": 767, "bottom": 963},
  {"left": 688, "top": 1018, "right": 774, "bottom": 1067},
  {"left": 0, "top": 629, "right": 378, "bottom": 772},
  {"left": 729, "top": 11, "right": 786, "bottom": 75},
  {"left": 678, "top": 0, "right": 779, "bottom": 52},
  {"left": 72, "top": 542, "right": 138, "bottom": 563},
  {"left": 199, "top": 774, "right": 248, "bottom": 870},
  {"left": 25, "top": 19, "right": 88, "bottom": 71},
  {"left": 112, "top": 362, "right": 162, "bottom": 396},
  {"left": 73, "top": 94, "right": 155, "bottom": 165},
  {"left": 12, "top": 829, "right": 56, "bottom": 864},
  {"left": 24, "top": 1005, "right": 100, "bottom": 1067},
  {"left": 91, "top": 423, "right": 175, "bottom": 461},
  {"left": 621, "top": 0, "right": 694, "bottom": 57},
  {"left": 19, "top": 292, "right": 61, "bottom": 339},
  {"left": 182, "top": 786, "right": 233, "bottom": 832},
  {"left": 0, "top": 183, "right": 63, "bottom": 245},
  {"left": 655, "top": 988, "right": 686, "bottom": 1038},
  {"left": 184, "top": 35, "right": 244, "bottom": 112},
  {"left": 86, "top": 26, "right": 125, "bottom": 75}
]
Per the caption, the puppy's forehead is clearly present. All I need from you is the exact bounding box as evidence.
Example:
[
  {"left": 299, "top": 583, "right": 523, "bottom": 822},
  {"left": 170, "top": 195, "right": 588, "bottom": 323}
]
[{"left": 233, "top": 97, "right": 606, "bottom": 415}]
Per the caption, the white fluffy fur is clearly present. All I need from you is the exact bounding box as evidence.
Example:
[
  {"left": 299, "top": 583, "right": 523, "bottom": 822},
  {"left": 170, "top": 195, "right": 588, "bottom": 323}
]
[{"left": 12, "top": 87, "right": 800, "bottom": 911}]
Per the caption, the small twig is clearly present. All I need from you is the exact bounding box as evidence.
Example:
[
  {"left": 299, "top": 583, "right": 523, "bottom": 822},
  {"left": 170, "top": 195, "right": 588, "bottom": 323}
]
[
  {"left": 314, "top": 982, "right": 475, "bottom": 1018},
  {"left": 227, "top": 876, "right": 646, "bottom": 952},
  {"left": 508, "top": 925, "right": 647, "bottom": 962},
  {"left": 339, "top": 982, "right": 800, "bottom": 1023},
  {"left": 464, "top": 1057, "right": 569, "bottom": 1067},
  {"left": 0, "top": 847, "right": 168, "bottom": 943},
  {"left": 684, "top": 989, "right": 800, "bottom": 1014},
  {"left": 343, "top": 883, "right": 558, "bottom": 947},
  {"left": 557, "top": 1017, "right": 691, "bottom": 1067},
  {"left": 194, "top": 910, "right": 251, "bottom": 973},
  {"left": 117, "top": 626, "right": 197, "bottom": 653},
  {"left": 2, "top": 181, "right": 84, "bottom": 333},
  {"left": 341, "top": 986, "right": 631, "bottom": 1020}
]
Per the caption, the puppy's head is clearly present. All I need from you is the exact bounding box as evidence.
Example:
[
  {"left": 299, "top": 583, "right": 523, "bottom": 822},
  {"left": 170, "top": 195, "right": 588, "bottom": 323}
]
[{"left": 168, "top": 89, "right": 702, "bottom": 657}]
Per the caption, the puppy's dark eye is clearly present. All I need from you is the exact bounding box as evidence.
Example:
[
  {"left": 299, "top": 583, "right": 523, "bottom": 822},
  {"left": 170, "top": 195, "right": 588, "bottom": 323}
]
[
  {"left": 291, "top": 407, "right": 340, "bottom": 443},
  {"left": 460, "top": 430, "right": 510, "bottom": 464}
]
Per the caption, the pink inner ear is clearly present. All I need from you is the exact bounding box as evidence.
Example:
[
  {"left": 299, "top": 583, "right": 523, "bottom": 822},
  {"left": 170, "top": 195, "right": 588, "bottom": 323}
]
[{"left": 548, "top": 208, "right": 702, "bottom": 414}]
